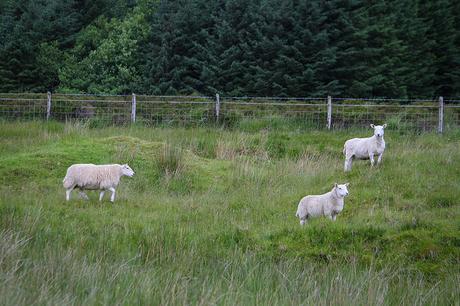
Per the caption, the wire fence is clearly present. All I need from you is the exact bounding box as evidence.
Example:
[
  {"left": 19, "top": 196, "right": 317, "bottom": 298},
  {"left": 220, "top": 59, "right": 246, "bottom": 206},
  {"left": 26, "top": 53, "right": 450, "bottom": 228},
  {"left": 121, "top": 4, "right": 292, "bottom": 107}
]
[{"left": 0, "top": 92, "right": 459, "bottom": 132}]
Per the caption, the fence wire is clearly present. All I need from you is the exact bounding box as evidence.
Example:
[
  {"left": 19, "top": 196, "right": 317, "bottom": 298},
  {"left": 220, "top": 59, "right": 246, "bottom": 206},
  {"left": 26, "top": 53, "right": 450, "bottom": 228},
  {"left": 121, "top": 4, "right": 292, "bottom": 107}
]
[
  {"left": 0, "top": 93, "right": 459, "bottom": 132},
  {"left": 51, "top": 94, "right": 132, "bottom": 125},
  {"left": 0, "top": 93, "right": 48, "bottom": 121},
  {"left": 136, "top": 95, "right": 214, "bottom": 126},
  {"left": 220, "top": 96, "right": 327, "bottom": 128},
  {"left": 331, "top": 98, "right": 440, "bottom": 131}
]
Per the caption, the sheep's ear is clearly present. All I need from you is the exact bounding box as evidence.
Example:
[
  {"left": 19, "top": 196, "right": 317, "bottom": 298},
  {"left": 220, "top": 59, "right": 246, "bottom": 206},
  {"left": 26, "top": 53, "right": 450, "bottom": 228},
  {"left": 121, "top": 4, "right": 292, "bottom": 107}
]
[
  {"left": 370, "top": 124, "right": 375, "bottom": 128},
  {"left": 383, "top": 123, "right": 387, "bottom": 128},
  {"left": 345, "top": 183, "right": 350, "bottom": 187},
  {"left": 334, "top": 183, "right": 338, "bottom": 188}
]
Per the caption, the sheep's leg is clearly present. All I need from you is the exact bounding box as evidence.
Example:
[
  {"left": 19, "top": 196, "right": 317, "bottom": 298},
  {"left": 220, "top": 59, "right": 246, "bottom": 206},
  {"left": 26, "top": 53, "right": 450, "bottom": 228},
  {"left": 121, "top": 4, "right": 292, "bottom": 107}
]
[
  {"left": 332, "top": 214, "right": 337, "bottom": 221},
  {"left": 328, "top": 215, "right": 334, "bottom": 221},
  {"left": 65, "top": 189, "right": 72, "bottom": 201},
  {"left": 377, "top": 153, "right": 383, "bottom": 165},
  {"left": 109, "top": 187, "right": 116, "bottom": 202},
  {"left": 369, "top": 153, "right": 375, "bottom": 167},
  {"left": 99, "top": 190, "right": 105, "bottom": 201},
  {"left": 65, "top": 184, "right": 77, "bottom": 201},
  {"left": 344, "top": 155, "right": 353, "bottom": 172},
  {"left": 78, "top": 190, "right": 89, "bottom": 200}
]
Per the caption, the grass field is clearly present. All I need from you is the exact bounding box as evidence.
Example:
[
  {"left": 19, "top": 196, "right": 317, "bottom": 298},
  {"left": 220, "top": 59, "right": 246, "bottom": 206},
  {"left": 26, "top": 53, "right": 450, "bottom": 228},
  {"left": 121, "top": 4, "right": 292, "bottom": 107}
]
[{"left": 0, "top": 120, "right": 459, "bottom": 305}]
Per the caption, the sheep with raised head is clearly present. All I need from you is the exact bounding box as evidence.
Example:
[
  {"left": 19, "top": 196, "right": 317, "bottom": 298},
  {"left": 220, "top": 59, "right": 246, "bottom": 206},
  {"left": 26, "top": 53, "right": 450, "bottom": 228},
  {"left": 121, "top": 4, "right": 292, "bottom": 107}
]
[
  {"left": 63, "top": 164, "right": 135, "bottom": 202},
  {"left": 296, "top": 183, "right": 349, "bottom": 225},
  {"left": 343, "top": 124, "right": 387, "bottom": 172}
]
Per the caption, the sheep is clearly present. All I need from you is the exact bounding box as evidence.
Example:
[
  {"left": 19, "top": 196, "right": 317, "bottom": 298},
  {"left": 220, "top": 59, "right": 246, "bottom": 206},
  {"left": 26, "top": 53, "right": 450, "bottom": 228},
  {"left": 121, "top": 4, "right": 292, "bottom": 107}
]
[
  {"left": 343, "top": 123, "right": 387, "bottom": 172},
  {"left": 296, "top": 183, "right": 349, "bottom": 225},
  {"left": 63, "top": 164, "right": 135, "bottom": 202}
]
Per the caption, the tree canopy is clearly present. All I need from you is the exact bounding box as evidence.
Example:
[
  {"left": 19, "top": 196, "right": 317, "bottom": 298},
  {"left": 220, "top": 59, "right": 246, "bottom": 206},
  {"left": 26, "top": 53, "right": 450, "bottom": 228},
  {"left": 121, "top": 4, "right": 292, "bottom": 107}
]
[{"left": 0, "top": 0, "right": 459, "bottom": 97}]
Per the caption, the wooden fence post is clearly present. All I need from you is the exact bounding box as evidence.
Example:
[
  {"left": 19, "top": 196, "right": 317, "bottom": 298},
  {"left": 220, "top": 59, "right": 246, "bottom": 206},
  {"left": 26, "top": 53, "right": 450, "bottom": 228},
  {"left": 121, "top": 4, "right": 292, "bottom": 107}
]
[
  {"left": 438, "top": 96, "right": 444, "bottom": 133},
  {"left": 327, "top": 95, "right": 332, "bottom": 130},
  {"left": 46, "top": 91, "right": 51, "bottom": 121},
  {"left": 131, "top": 93, "right": 136, "bottom": 123},
  {"left": 215, "top": 93, "right": 220, "bottom": 121}
]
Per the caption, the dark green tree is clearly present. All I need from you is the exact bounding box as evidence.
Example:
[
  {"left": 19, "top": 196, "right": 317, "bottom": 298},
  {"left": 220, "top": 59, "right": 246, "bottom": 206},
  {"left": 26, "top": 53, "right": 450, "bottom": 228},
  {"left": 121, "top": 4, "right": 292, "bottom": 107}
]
[{"left": 418, "top": 0, "right": 460, "bottom": 97}]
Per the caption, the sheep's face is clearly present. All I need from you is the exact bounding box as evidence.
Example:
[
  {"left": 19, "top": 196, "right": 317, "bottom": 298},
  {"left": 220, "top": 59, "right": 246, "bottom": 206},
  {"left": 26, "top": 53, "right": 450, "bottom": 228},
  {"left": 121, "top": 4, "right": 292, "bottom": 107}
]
[
  {"left": 334, "top": 183, "right": 349, "bottom": 198},
  {"left": 370, "top": 123, "right": 387, "bottom": 138},
  {"left": 121, "top": 164, "right": 135, "bottom": 177}
]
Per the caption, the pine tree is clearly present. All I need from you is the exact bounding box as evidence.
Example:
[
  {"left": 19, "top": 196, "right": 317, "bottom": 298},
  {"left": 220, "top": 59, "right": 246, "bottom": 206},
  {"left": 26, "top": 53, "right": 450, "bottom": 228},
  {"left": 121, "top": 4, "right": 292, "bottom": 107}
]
[
  {"left": 419, "top": 0, "right": 460, "bottom": 97},
  {"left": 391, "top": 0, "right": 435, "bottom": 98},
  {"left": 451, "top": 0, "right": 460, "bottom": 97},
  {"left": 0, "top": 0, "right": 457, "bottom": 96}
]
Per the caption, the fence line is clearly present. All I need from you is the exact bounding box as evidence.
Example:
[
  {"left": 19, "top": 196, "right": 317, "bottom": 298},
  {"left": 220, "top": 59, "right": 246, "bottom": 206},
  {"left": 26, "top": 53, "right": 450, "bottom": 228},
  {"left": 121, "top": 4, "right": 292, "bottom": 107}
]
[{"left": 0, "top": 92, "right": 459, "bottom": 132}]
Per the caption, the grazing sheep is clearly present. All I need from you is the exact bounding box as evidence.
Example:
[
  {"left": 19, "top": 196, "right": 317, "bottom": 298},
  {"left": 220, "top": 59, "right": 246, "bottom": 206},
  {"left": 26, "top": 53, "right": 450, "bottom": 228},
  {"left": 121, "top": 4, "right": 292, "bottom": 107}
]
[
  {"left": 296, "top": 183, "right": 349, "bottom": 225},
  {"left": 63, "top": 164, "right": 135, "bottom": 202},
  {"left": 343, "top": 124, "right": 387, "bottom": 172}
]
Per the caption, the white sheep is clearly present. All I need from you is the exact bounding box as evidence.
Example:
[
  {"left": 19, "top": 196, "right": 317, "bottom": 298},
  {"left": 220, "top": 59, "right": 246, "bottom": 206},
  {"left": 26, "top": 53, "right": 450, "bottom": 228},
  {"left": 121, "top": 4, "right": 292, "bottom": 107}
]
[
  {"left": 296, "top": 183, "right": 349, "bottom": 225},
  {"left": 343, "top": 124, "right": 387, "bottom": 172},
  {"left": 63, "top": 164, "right": 135, "bottom": 202}
]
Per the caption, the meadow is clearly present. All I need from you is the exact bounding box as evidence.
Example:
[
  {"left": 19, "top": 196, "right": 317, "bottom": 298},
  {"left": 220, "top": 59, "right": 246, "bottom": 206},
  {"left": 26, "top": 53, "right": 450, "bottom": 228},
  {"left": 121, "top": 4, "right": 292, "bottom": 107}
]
[{"left": 0, "top": 120, "right": 459, "bottom": 305}]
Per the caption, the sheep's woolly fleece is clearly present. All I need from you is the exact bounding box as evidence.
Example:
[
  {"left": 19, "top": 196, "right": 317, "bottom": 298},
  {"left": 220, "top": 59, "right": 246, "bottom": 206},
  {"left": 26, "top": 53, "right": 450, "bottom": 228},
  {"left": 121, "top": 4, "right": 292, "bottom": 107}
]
[{"left": 296, "top": 183, "right": 349, "bottom": 225}]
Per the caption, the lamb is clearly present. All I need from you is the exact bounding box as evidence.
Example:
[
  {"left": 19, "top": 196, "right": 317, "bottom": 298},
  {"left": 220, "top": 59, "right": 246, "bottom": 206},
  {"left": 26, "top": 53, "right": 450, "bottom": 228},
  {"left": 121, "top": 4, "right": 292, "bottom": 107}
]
[
  {"left": 296, "top": 183, "right": 349, "bottom": 225},
  {"left": 63, "top": 164, "right": 135, "bottom": 202},
  {"left": 343, "top": 123, "right": 387, "bottom": 172}
]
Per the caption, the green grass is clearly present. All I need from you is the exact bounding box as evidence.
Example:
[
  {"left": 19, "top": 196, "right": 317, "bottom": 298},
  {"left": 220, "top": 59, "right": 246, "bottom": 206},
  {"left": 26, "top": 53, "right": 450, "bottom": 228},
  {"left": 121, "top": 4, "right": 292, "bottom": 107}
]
[{"left": 0, "top": 121, "right": 459, "bottom": 305}]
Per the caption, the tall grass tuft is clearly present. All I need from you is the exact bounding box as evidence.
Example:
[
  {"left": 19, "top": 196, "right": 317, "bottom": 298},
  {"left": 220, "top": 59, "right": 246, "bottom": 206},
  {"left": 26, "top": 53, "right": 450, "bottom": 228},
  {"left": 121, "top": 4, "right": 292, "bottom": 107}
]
[
  {"left": 156, "top": 143, "right": 186, "bottom": 179},
  {"left": 63, "top": 119, "right": 90, "bottom": 135}
]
